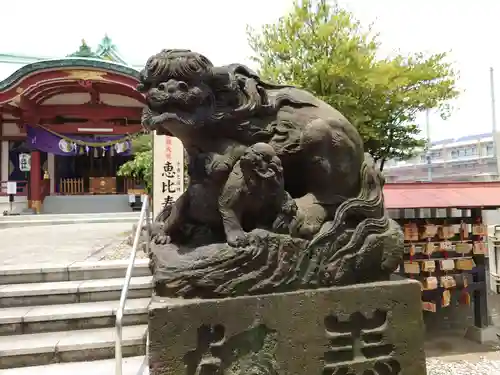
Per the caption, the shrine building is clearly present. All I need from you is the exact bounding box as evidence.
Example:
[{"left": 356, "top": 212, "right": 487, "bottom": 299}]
[{"left": 0, "top": 37, "right": 146, "bottom": 214}]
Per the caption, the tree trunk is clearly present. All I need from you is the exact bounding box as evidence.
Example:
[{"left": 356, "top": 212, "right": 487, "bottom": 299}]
[{"left": 379, "top": 158, "right": 386, "bottom": 172}]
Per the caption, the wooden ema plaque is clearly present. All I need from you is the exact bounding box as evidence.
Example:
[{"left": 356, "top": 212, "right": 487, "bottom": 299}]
[
  {"left": 89, "top": 177, "right": 116, "bottom": 195},
  {"left": 394, "top": 208, "right": 486, "bottom": 326}
]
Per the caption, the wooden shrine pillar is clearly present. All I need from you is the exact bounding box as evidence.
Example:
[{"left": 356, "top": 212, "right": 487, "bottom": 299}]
[{"left": 30, "top": 150, "right": 42, "bottom": 213}]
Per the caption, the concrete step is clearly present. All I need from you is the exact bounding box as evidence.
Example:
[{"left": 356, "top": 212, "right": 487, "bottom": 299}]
[
  {"left": 0, "top": 212, "right": 141, "bottom": 222},
  {"left": 0, "top": 259, "right": 150, "bottom": 285},
  {"left": 0, "top": 210, "right": 146, "bottom": 229},
  {"left": 0, "top": 324, "right": 147, "bottom": 369},
  {"left": 0, "top": 276, "right": 152, "bottom": 308},
  {"left": 0, "top": 216, "right": 139, "bottom": 229},
  {"left": 0, "top": 355, "right": 148, "bottom": 375},
  {"left": 0, "top": 298, "right": 150, "bottom": 335}
]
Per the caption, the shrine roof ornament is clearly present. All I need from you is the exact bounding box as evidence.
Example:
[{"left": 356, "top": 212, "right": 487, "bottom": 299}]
[
  {"left": 95, "top": 34, "right": 128, "bottom": 65},
  {"left": 68, "top": 35, "right": 128, "bottom": 65},
  {"left": 67, "top": 39, "right": 101, "bottom": 59}
]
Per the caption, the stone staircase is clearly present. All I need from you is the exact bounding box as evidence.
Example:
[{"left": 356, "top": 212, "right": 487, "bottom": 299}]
[{"left": 0, "top": 259, "right": 152, "bottom": 374}]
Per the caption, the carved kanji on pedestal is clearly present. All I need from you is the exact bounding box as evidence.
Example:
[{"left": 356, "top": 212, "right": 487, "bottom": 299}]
[
  {"left": 184, "top": 324, "right": 226, "bottom": 375},
  {"left": 323, "top": 310, "right": 401, "bottom": 375}
]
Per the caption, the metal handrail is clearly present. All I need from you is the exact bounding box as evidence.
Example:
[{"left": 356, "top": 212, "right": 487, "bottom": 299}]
[{"left": 116, "top": 195, "right": 151, "bottom": 375}]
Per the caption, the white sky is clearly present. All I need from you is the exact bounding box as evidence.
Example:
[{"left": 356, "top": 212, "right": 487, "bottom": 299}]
[{"left": 0, "top": 0, "right": 497, "bottom": 141}]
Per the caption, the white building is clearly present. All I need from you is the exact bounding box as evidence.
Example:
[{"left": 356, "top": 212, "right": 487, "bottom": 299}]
[{"left": 384, "top": 133, "right": 500, "bottom": 182}]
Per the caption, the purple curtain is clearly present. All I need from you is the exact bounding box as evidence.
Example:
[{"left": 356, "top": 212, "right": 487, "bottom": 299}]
[{"left": 26, "top": 125, "right": 132, "bottom": 156}]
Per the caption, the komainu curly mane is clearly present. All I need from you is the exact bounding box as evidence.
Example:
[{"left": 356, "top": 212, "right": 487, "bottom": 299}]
[
  {"left": 137, "top": 49, "right": 214, "bottom": 92},
  {"left": 138, "top": 49, "right": 310, "bottom": 129}
]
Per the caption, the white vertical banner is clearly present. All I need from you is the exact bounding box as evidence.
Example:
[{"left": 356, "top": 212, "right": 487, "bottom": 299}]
[{"left": 152, "top": 133, "right": 185, "bottom": 219}]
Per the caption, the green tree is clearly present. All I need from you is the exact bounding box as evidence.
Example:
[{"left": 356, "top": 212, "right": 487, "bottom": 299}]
[
  {"left": 247, "top": 0, "right": 459, "bottom": 170},
  {"left": 118, "top": 134, "right": 153, "bottom": 192}
]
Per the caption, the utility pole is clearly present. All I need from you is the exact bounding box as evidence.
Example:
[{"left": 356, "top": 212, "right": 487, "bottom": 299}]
[
  {"left": 490, "top": 67, "right": 499, "bottom": 179},
  {"left": 425, "top": 109, "right": 432, "bottom": 182}
]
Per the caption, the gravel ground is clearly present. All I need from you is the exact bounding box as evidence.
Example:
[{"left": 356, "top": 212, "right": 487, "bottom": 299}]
[
  {"left": 427, "top": 357, "right": 500, "bottom": 374},
  {"left": 98, "top": 235, "right": 148, "bottom": 260}
]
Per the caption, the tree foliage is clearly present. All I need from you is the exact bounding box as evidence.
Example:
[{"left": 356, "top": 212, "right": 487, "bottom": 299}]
[
  {"left": 117, "top": 134, "right": 153, "bottom": 193},
  {"left": 247, "top": 0, "right": 460, "bottom": 169}
]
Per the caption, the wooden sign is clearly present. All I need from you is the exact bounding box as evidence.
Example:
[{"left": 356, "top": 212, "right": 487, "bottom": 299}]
[
  {"left": 422, "top": 277, "right": 438, "bottom": 290},
  {"left": 421, "top": 260, "right": 436, "bottom": 272},
  {"left": 152, "top": 133, "right": 184, "bottom": 219},
  {"left": 403, "top": 262, "right": 420, "bottom": 274},
  {"left": 89, "top": 177, "right": 116, "bottom": 194},
  {"left": 455, "top": 258, "right": 475, "bottom": 271},
  {"left": 439, "top": 259, "right": 455, "bottom": 271},
  {"left": 403, "top": 223, "right": 419, "bottom": 241}
]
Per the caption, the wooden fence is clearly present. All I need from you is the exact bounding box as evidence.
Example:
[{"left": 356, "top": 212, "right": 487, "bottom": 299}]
[
  {"left": 58, "top": 177, "right": 144, "bottom": 195},
  {"left": 59, "top": 178, "right": 85, "bottom": 195}
]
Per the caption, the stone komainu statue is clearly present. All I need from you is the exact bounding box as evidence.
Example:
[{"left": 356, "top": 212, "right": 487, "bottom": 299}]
[{"left": 138, "top": 49, "right": 403, "bottom": 298}]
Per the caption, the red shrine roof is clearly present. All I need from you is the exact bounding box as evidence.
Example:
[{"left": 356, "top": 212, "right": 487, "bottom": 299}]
[
  {"left": 0, "top": 59, "right": 142, "bottom": 107},
  {"left": 0, "top": 57, "right": 144, "bottom": 136},
  {"left": 384, "top": 181, "right": 500, "bottom": 209}
]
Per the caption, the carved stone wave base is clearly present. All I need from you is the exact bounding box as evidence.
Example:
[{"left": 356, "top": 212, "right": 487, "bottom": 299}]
[
  {"left": 149, "top": 219, "right": 404, "bottom": 299},
  {"left": 148, "top": 279, "right": 427, "bottom": 375}
]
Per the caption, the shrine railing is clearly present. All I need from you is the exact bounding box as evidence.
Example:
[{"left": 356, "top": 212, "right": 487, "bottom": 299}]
[
  {"left": 57, "top": 177, "right": 144, "bottom": 195},
  {"left": 115, "top": 196, "right": 151, "bottom": 375},
  {"left": 59, "top": 178, "right": 85, "bottom": 195}
]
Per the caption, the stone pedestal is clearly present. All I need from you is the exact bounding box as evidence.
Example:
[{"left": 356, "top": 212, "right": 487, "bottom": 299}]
[{"left": 148, "top": 279, "right": 427, "bottom": 375}]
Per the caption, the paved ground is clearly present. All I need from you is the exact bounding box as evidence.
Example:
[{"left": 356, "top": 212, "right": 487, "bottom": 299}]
[
  {"left": 0, "top": 222, "right": 134, "bottom": 265},
  {"left": 0, "top": 356, "right": 147, "bottom": 375}
]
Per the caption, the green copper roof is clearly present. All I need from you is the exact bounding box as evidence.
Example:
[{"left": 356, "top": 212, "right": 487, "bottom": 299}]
[
  {"left": 0, "top": 53, "right": 54, "bottom": 64},
  {"left": 0, "top": 58, "right": 140, "bottom": 92},
  {"left": 0, "top": 35, "right": 142, "bottom": 68}
]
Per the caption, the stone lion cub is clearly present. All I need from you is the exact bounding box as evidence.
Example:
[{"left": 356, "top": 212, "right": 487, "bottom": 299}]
[{"left": 218, "top": 142, "right": 297, "bottom": 247}]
